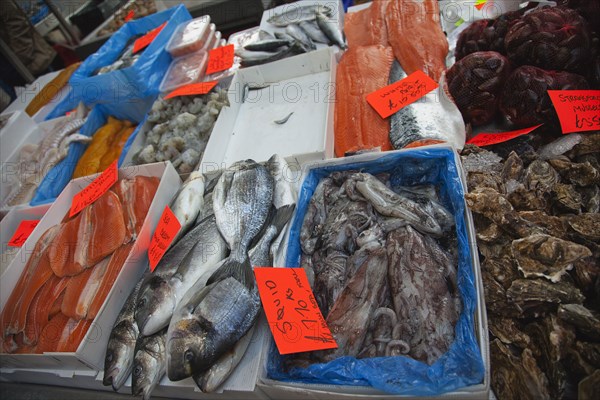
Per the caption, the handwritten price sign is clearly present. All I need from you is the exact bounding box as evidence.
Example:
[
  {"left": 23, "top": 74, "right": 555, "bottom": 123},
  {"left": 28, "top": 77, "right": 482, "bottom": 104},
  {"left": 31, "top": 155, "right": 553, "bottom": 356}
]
[
  {"left": 548, "top": 90, "right": 600, "bottom": 134},
  {"left": 133, "top": 22, "right": 167, "bottom": 54},
  {"left": 164, "top": 81, "right": 217, "bottom": 100},
  {"left": 255, "top": 268, "right": 337, "bottom": 355},
  {"left": 205, "top": 44, "right": 235, "bottom": 75},
  {"left": 148, "top": 206, "right": 181, "bottom": 271},
  {"left": 69, "top": 160, "right": 118, "bottom": 218},
  {"left": 7, "top": 220, "right": 40, "bottom": 247},
  {"left": 367, "top": 70, "right": 438, "bottom": 119},
  {"left": 467, "top": 124, "right": 543, "bottom": 147}
]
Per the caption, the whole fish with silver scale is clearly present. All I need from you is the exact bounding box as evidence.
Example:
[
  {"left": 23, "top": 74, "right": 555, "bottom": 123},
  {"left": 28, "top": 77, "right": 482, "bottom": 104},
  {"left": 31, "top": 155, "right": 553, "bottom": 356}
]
[
  {"left": 266, "top": 4, "right": 333, "bottom": 27},
  {"left": 131, "top": 328, "right": 167, "bottom": 400},
  {"left": 135, "top": 215, "right": 227, "bottom": 336}
]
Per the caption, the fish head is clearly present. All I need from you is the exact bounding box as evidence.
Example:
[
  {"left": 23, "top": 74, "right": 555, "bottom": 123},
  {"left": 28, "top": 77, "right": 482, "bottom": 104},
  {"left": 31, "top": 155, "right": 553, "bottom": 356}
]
[
  {"left": 103, "top": 326, "right": 136, "bottom": 390},
  {"left": 135, "top": 276, "right": 176, "bottom": 336},
  {"left": 132, "top": 347, "right": 161, "bottom": 400},
  {"left": 167, "top": 317, "right": 208, "bottom": 381}
]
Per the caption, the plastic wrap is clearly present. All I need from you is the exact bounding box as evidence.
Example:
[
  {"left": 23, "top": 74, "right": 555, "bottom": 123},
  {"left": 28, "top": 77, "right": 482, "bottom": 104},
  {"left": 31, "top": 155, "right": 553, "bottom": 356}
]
[
  {"left": 269, "top": 147, "right": 485, "bottom": 395},
  {"left": 30, "top": 97, "right": 154, "bottom": 206},
  {"left": 166, "top": 16, "right": 212, "bottom": 57},
  {"left": 159, "top": 50, "right": 209, "bottom": 93},
  {"left": 45, "top": 5, "right": 191, "bottom": 120}
]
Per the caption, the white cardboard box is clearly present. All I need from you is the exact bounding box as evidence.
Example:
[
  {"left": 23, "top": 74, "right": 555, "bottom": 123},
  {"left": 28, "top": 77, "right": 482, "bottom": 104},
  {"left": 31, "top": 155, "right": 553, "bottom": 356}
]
[
  {"left": 259, "top": 145, "right": 490, "bottom": 400},
  {"left": 199, "top": 47, "right": 336, "bottom": 171},
  {"left": 0, "top": 162, "right": 181, "bottom": 371}
]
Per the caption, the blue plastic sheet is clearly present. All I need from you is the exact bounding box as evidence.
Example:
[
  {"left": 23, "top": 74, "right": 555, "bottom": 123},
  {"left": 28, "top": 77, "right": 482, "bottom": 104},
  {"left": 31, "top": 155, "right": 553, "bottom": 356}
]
[
  {"left": 269, "top": 148, "right": 485, "bottom": 395},
  {"left": 30, "top": 96, "right": 155, "bottom": 206},
  {"left": 45, "top": 4, "right": 191, "bottom": 120}
]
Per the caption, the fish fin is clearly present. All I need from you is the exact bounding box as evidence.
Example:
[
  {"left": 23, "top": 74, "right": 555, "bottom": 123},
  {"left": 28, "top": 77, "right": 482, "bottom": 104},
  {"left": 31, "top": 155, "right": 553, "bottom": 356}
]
[
  {"left": 207, "top": 256, "right": 254, "bottom": 290},
  {"left": 271, "top": 204, "right": 296, "bottom": 235}
]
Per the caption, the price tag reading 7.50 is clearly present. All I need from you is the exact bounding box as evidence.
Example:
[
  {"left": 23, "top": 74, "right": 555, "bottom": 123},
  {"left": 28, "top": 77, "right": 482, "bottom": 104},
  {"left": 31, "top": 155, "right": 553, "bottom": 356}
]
[
  {"left": 148, "top": 206, "right": 181, "bottom": 272},
  {"left": 254, "top": 268, "right": 337, "bottom": 355}
]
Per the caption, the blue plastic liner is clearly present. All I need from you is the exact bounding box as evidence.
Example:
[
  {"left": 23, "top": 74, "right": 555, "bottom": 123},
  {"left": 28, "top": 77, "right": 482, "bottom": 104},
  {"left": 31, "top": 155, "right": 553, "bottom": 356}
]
[
  {"left": 269, "top": 148, "right": 485, "bottom": 395},
  {"left": 30, "top": 96, "right": 155, "bottom": 206},
  {"left": 45, "top": 4, "right": 191, "bottom": 120}
]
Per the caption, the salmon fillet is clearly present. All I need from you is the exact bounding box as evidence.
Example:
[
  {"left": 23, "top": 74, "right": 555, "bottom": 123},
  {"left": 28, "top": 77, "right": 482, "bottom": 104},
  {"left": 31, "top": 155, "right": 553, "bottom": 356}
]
[
  {"left": 334, "top": 45, "right": 394, "bottom": 157},
  {"left": 345, "top": 0, "right": 388, "bottom": 48},
  {"left": 55, "top": 318, "right": 92, "bottom": 352},
  {"left": 86, "top": 242, "right": 134, "bottom": 320},
  {"left": 36, "top": 312, "right": 70, "bottom": 353},
  {"left": 1, "top": 225, "right": 59, "bottom": 337},
  {"left": 113, "top": 176, "right": 159, "bottom": 240},
  {"left": 50, "top": 291, "right": 65, "bottom": 319},
  {"left": 386, "top": 0, "right": 449, "bottom": 82},
  {"left": 23, "top": 275, "right": 69, "bottom": 346},
  {"left": 61, "top": 257, "right": 109, "bottom": 320},
  {"left": 48, "top": 213, "right": 84, "bottom": 277}
]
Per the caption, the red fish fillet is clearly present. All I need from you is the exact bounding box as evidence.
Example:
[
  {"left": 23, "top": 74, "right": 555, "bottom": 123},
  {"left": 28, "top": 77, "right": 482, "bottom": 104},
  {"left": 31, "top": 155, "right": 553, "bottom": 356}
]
[
  {"left": 50, "top": 291, "right": 65, "bottom": 319},
  {"left": 35, "top": 312, "right": 70, "bottom": 353},
  {"left": 113, "top": 176, "right": 160, "bottom": 240},
  {"left": 61, "top": 257, "right": 109, "bottom": 320},
  {"left": 48, "top": 213, "right": 83, "bottom": 277},
  {"left": 334, "top": 45, "right": 394, "bottom": 157},
  {"left": 23, "top": 275, "right": 69, "bottom": 346},
  {"left": 86, "top": 242, "right": 134, "bottom": 320},
  {"left": 77, "top": 191, "right": 127, "bottom": 268},
  {"left": 55, "top": 318, "right": 92, "bottom": 352},
  {"left": 386, "top": 0, "right": 449, "bottom": 82},
  {"left": 345, "top": 0, "right": 388, "bottom": 48},
  {"left": 112, "top": 180, "right": 135, "bottom": 242},
  {"left": 1, "top": 225, "right": 59, "bottom": 337}
]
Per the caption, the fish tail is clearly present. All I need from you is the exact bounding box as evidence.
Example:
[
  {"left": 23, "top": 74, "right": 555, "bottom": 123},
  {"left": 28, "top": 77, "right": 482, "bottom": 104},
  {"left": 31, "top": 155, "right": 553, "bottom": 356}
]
[
  {"left": 207, "top": 255, "right": 254, "bottom": 290},
  {"left": 271, "top": 204, "right": 296, "bottom": 235}
]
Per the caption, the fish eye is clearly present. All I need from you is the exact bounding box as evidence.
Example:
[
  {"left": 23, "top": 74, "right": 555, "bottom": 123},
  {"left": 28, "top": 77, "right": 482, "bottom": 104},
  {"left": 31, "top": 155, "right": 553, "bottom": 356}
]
[
  {"left": 106, "top": 353, "right": 113, "bottom": 362},
  {"left": 184, "top": 350, "right": 194, "bottom": 362},
  {"left": 134, "top": 366, "right": 142, "bottom": 377}
]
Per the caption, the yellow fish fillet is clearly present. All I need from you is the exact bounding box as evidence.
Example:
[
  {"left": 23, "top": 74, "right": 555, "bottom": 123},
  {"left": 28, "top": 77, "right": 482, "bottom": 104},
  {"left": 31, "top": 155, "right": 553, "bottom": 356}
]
[
  {"left": 73, "top": 117, "right": 123, "bottom": 178},
  {"left": 98, "top": 124, "right": 136, "bottom": 171}
]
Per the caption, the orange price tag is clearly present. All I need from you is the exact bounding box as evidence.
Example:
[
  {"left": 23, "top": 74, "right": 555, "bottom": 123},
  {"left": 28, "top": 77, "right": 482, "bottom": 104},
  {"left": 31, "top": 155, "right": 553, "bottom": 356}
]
[
  {"left": 124, "top": 10, "right": 135, "bottom": 22},
  {"left": 133, "top": 22, "right": 167, "bottom": 54},
  {"left": 467, "top": 124, "right": 542, "bottom": 147},
  {"left": 366, "top": 70, "right": 439, "bottom": 119},
  {"left": 148, "top": 206, "right": 181, "bottom": 272},
  {"left": 475, "top": 0, "right": 487, "bottom": 11},
  {"left": 164, "top": 81, "right": 218, "bottom": 100},
  {"left": 69, "top": 160, "right": 118, "bottom": 218},
  {"left": 7, "top": 220, "right": 40, "bottom": 247},
  {"left": 547, "top": 90, "right": 600, "bottom": 134},
  {"left": 254, "top": 268, "right": 337, "bottom": 355},
  {"left": 205, "top": 44, "right": 235, "bottom": 75}
]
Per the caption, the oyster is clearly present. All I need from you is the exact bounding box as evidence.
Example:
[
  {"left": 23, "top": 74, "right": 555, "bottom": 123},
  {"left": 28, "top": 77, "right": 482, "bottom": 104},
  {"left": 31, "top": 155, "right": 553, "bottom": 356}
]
[
  {"left": 511, "top": 234, "right": 592, "bottom": 282},
  {"left": 567, "top": 213, "right": 600, "bottom": 242},
  {"left": 524, "top": 160, "right": 560, "bottom": 193},
  {"left": 557, "top": 304, "right": 600, "bottom": 341},
  {"left": 565, "top": 132, "right": 600, "bottom": 158},
  {"left": 518, "top": 211, "right": 569, "bottom": 239},
  {"left": 476, "top": 223, "right": 505, "bottom": 243},
  {"left": 552, "top": 183, "right": 582, "bottom": 213},
  {"left": 507, "top": 279, "right": 585, "bottom": 316},
  {"left": 467, "top": 172, "right": 505, "bottom": 193},
  {"left": 548, "top": 157, "right": 600, "bottom": 187},
  {"left": 490, "top": 339, "right": 551, "bottom": 400},
  {"left": 574, "top": 341, "right": 600, "bottom": 369},
  {"left": 571, "top": 258, "right": 600, "bottom": 296},
  {"left": 578, "top": 370, "right": 600, "bottom": 400},
  {"left": 501, "top": 151, "right": 524, "bottom": 182},
  {"left": 580, "top": 185, "right": 600, "bottom": 213},
  {"left": 482, "top": 270, "right": 522, "bottom": 317},
  {"left": 507, "top": 184, "right": 549, "bottom": 211},
  {"left": 488, "top": 316, "right": 530, "bottom": 349},
  {"left": 482, "top": 256, "right": 519, "bottom": 290}
]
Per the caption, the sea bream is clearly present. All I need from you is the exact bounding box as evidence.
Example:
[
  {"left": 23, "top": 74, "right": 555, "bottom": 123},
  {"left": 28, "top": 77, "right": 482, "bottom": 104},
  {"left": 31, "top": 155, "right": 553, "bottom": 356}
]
[
  {"left": 103, "top": 278, "right": 144, "bottom": 391},
  {"left": 135, "top": 215, "right": 227, "bottom": 336}
]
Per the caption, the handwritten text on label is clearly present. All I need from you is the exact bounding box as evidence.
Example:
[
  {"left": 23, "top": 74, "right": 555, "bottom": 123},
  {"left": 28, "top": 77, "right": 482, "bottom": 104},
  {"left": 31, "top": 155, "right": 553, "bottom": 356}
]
[
  {"left": 148, "top": 206, "right": 181, "bottom": 271},
  {"left": 548, "top": 90, "right": 600, "bottom": 134},
  {"left": 8, "top": 220, "right": 40, "bottom": 247},
  {"left": 69, "top": 160, "right": 118, "bottom": 218}
]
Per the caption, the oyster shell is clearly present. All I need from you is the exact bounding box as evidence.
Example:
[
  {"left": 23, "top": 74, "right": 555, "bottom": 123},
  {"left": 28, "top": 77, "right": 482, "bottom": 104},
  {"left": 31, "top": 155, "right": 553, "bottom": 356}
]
[
  {"left": 525, "top": 316, "right": 575, "bottom": 399},
  {"left": 490, "top": 339, "right": 551, "bottom": 400},
  {"left": 565, "top": 132, "right": 600, "bottom": 158},
  {"left": 488, "top": 316, "right": 530, "bottom": 349},
  {"left": 567, "top": 213, "right": 600, "bottom": 242},
  {"left": 511, "top": 234, "right": 592, "bottom": 282},
  {"left": 507, "top": 184, "right": 549, "bottom": 211},
  {"left": 467, "top": 171, "right": 505, "bottom": 193},
  {"left": 524, "top": 159, "right": 560, "bottom": 193},
  {"left": 578, "top": 370, "right": 600, "bottom": 400},
  {"left": 574, "top": 341, "right": 600, "bottom": 369},
  {"left": 571, "top": 258, "right": 600, "bottom": 297},
  {"left": 557, "top": 304, "right": 600, "bottom": 341},
  {"left": 501, "top": 151, "right": 524, "bottom": 182},
  {"left": 482, "top": 270, "right": 522, "bottom": 317},
  {"left": 580, "top": 185, "right": 600, "bottom": 213},
  {"left": 507, "top": 279, "right": 584, "bottom": 317},
  {"left": 518, "top": 211, "right": 569, "bottom": 239},
  {"left": 552, "top": 183, "right": 582, "bottom": 213},
  {"left": 476, "top": 222, "right": 505, "bottom": 243},
  {"left": 482, "top": 256, "right": 519, "bottom": 290},
  {"left": 548, "top": 157, "right": 600, "bottom": 187}
]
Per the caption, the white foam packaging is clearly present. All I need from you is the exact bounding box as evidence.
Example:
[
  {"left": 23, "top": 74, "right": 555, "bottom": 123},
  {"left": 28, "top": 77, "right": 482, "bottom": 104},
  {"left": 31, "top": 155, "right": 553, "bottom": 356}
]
[
  {"left": 199, "top": 47, "right": 336, "bottom": 172},
  {"left": 0, "top": 162, "right": 181, "bottom": 371},
  {"left": 259, "top": 145, "right": 491, "bottom": 400}
]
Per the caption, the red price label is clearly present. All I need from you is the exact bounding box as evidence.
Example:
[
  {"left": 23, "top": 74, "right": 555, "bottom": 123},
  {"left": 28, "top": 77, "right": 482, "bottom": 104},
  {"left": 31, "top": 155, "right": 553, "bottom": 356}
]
[
  {"left": 548, "top": 90, "right": 600, "bottom": 134},
  {"left": 148, "top": 206, "right": 181, "bottom": 272},
  {"left": 124, "top": 10, "right": 135, "bottom": 22},
  {"left": 467, "top": 124, "right": 543, "bottom": 147},
  {"left": 366, "top": 70, "right": 439, "bottom": 119},
  {"left": 164, "top": 81, "right": 218, "bottom": 100},
  {"left": 69, "top": 160, "right": 118, "bottom": 218},
  {"left": 7, "top": 220, "right": 40, "bottom": 247},
  {"left": 205, "top": 44, "right": 235, "bottom": 75},
  {"left": 254, "top": 268, "right": 337, "bottom": 355},
  {"left": 475, "top": 0, "right": 487, "bottom": 11},
  {"left": 133, "top": 22, "right": 167, "bottom": 54}
]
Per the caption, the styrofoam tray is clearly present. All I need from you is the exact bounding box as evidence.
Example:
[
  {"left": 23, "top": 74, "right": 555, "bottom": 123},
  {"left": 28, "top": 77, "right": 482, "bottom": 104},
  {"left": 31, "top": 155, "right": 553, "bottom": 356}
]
[
  {"left": 199, "top": 47, "right": 336, "bottom": 171},
  {"left": 0, "top": 162, "right": 181, "bottom": 371},
  {"left": 259, "top": 145, "right": 490, "bottom": 400}
]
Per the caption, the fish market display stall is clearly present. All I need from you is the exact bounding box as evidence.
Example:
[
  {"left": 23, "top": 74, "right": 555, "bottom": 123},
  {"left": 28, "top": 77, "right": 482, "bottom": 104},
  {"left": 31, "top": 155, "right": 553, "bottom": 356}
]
[
  {"left": 0, "top": 162, "right": 180, "bottom": 370},
  {"left": 201, "top": 48, "right": 335, "bottom": 169},
  {"left": 45, "top": 5, "right": 191, "bottom": 120},
  {"left": 260, "top": 146, "right": 489, "bottom": 399}
]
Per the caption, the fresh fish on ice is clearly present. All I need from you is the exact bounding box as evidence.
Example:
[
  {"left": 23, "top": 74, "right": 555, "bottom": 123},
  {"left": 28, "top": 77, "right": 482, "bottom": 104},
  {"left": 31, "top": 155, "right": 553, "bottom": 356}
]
[
  {"left": 266, "top": 4, "right": 333, "bottom": 27},
  {"left": 169, "top": 171, "right": 205, "bottom": 245},
  {"left": 315, "top": 11, "right": 346, "bottom": 49}
]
